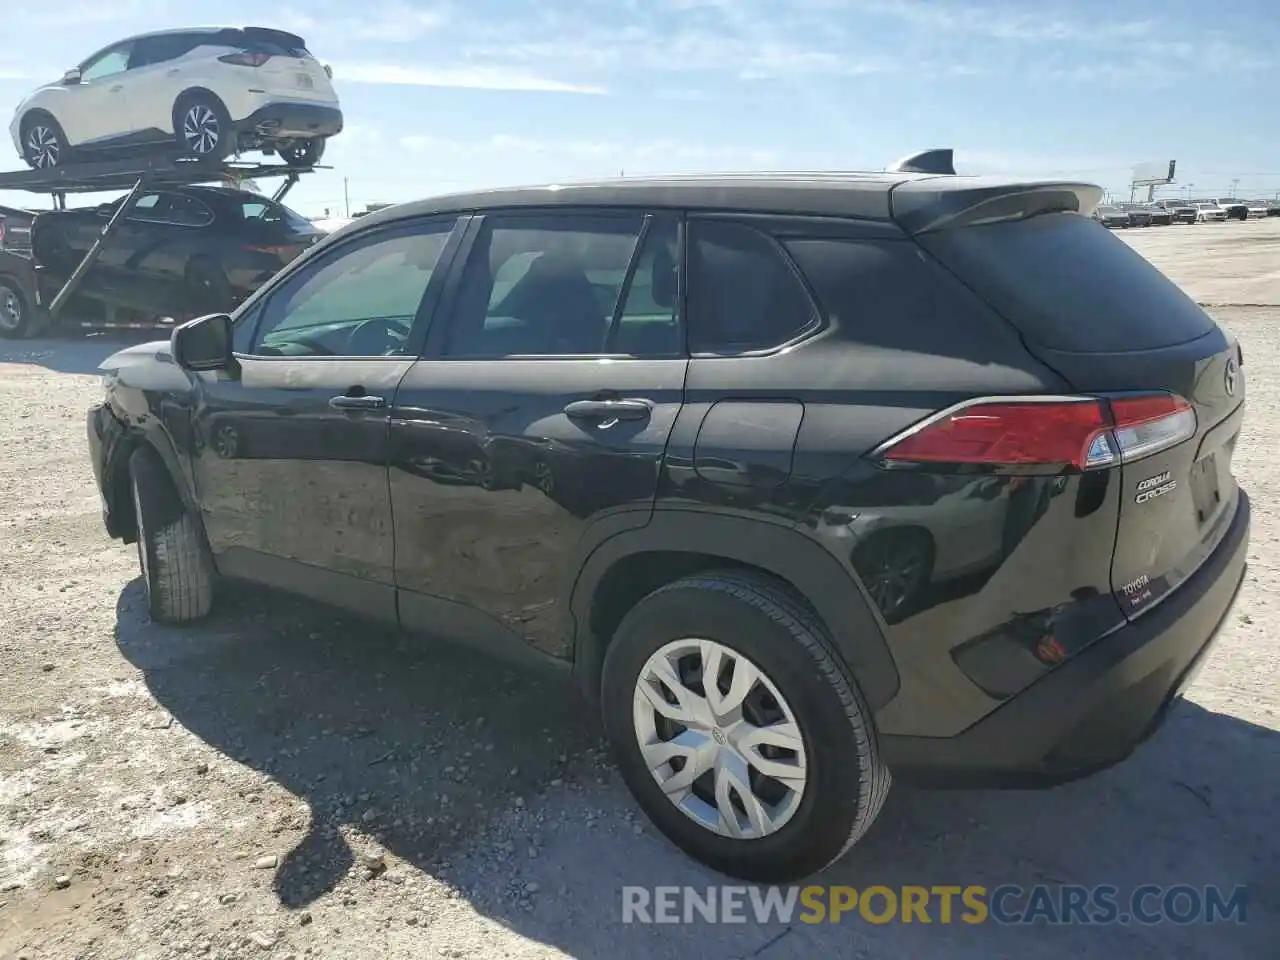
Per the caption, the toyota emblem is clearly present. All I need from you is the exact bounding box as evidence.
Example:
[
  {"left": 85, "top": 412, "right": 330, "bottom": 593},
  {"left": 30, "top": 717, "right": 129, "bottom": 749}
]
[{"left": 1224, "top": 357, "right": 1239, "bottom": 396}]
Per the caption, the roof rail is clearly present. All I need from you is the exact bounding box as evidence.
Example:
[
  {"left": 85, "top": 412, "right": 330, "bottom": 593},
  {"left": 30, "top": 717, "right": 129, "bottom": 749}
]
[{"left": 886, "top": 149, "right": 956, "bottom": 176}]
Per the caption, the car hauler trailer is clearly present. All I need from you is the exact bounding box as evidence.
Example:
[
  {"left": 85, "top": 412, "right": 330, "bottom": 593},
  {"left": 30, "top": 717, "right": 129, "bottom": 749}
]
[{"left": 0, "top": 153, "right": 319, "bottom": 338}]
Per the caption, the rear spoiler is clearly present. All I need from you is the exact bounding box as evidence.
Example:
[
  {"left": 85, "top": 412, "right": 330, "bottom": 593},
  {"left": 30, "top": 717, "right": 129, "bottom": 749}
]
[{"left": 889, "top": 177, "right": 1104, "bottom": 235}]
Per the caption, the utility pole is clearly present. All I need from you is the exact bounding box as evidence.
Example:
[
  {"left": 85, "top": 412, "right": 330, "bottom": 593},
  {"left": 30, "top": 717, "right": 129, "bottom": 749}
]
[{"left": 343, "top": 177, "right": 351, "bottom": 218}]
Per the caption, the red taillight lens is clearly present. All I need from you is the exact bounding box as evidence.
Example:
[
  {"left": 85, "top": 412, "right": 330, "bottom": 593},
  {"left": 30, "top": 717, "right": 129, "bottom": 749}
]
[
  {"left": 879, "top": 399, "right": 1112, "bottom": 470},
  {"left": 219, "top": 51, "right": 271, "bottom": 67},
  {"left": 876, "top": 393, "right": 1196, "bottom": 471}
]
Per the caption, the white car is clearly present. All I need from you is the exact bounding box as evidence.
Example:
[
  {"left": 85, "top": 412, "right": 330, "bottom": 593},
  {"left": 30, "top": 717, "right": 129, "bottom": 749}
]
[
  {"left": 1195, "top": 202, "right": 1228, "bottom": 222},
  {"left": 9, "top": 26, "right": 342, "bottom": 170}
]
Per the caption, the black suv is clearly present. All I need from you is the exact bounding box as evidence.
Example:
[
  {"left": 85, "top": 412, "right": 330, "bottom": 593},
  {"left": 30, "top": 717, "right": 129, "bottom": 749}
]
[{"left": 86, "top": 172, "right": 1250, "bottom": 882}]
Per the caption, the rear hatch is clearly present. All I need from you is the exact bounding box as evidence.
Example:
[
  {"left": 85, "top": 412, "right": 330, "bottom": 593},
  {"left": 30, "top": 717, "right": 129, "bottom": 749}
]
[
  {"left": 230, "top": 28, "right": 337, "bottom": 103},
  {"left": 899, "top": 185, "right": 1244, "bottom": 621}
]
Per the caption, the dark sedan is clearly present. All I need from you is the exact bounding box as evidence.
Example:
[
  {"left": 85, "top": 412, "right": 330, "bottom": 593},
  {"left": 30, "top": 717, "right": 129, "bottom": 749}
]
[
  {"left": 29, "top": 185, "right": 322, "bottom": 316},
  {"left": 1093, "top": 205, "right": 1131, "bottom": 228}
]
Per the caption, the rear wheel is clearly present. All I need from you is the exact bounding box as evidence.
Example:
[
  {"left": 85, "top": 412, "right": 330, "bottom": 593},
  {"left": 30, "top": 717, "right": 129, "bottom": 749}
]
[
  {"left": 173, "top": 93, "right": 233, "bottom": 161},
  {"left": 129, "top": 446, "right": 214, "bottom": 623},
  {"left": 601, "top": 570, "right": 891, "bottom": 882},
  {"left": 20, "top": 114, "right": 69, "bottom": 169},
  {"left": 279, "top": 138, "right": 325, "bottom": 167},
  {"left": 0, "top": 277, "right": 31, "bottom": 338},
  {"left": 184, "top": 259, "right": 234, "bottom": 313}
]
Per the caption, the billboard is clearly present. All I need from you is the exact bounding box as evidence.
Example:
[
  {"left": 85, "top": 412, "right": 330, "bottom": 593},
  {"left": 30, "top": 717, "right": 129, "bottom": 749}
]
[{"left": 1132, "top": 160, "right": 1176, "bottom": 185}]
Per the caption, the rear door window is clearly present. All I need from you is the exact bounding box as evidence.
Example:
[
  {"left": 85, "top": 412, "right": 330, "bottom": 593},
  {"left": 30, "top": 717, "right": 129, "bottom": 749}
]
[
  {"left": 686, "top": 219, "right": 818, "bottom": 354},
  {"left": 917, "top": 212, "right": 1215, "bottom": 352}
]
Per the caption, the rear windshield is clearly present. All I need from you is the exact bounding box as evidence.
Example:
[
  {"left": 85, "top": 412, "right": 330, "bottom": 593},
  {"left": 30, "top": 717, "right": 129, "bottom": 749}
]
[{"left": 917, "top": 211, "right": 1215, "bottom": 352}]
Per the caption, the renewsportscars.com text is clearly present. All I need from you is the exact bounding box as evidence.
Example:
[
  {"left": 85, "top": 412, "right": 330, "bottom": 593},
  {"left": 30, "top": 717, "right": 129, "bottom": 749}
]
[{"left": 620, "top": 884, "right": 1249, "bottom": 926}]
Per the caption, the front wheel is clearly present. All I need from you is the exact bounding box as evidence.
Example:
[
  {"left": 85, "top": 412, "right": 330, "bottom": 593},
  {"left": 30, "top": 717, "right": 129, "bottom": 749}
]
[
  {"left": 21, "top": 115, "right": 69, "bottom": 169},
  {"left": 129, "top": 446, "right": 215, "bottom": 623},
  {"left": 601, "top": 570, "right": 891, "bottom": 883}
]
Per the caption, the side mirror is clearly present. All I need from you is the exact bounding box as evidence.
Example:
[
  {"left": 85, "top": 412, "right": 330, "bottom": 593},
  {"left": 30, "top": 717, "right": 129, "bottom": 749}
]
[
  {"left": 172, "top": 313, "right": 233, "bottom": 371},
  {"left": 323, "top": 63, "right": 333, "bottom": 79},
  {"left": 61, "top": 68, "right": 82, "bottom": 85}
]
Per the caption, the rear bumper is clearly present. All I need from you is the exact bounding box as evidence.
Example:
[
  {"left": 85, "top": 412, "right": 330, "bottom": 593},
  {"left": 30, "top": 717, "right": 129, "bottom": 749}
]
[
  {"left": 882, "top": 489, "right": 1250, "bottom": 787},
  {"left": 237, "top": 102, "right": 343, "bottom": 140}
]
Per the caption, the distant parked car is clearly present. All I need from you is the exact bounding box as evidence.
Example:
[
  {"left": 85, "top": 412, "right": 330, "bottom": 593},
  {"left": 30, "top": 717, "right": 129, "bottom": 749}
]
[
  {"left": 1093, "top": 205, "right": 1130, "bottom": 228},
  {"left": 9, "top": 26, "right": 341, "bottom": 169},
  {"left": 1195, "top": 202, "right": 1229, "bottom": 223},
  {"left": 1210, "top": 199, "right": 1248, "bottom": 221},
  {"left": 1144, "top": 205, "right": 1172, "bottom": 226},
  {"left": 1123, "top": 205, "right": 1153, "bottom": 227},
  {"left": 312, "top": 215, "right": 356, "bottom": 233},
  {"left": 30, "top": 184, "right": 322, "bottom": 315},
  {"left": 1244, "top": 200, "right": 1271, "bottom": 220},
  {"left": 1160, "top": 201, "right": 1198, "bottom": 224}
]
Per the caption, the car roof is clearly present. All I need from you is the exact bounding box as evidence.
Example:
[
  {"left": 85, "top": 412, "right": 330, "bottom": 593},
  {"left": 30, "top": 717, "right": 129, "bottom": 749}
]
[{"left": 350, "top": 171, "right": 1101, "bottom": 230}]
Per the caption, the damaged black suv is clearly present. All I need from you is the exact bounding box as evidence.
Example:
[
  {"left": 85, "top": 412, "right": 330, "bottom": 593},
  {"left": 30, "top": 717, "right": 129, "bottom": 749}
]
[{"left": 87, "top": 158, "right": 1250, "bottom": 882}]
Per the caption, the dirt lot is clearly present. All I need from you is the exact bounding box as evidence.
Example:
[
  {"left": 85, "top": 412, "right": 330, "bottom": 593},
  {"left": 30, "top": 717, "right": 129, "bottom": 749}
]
[{"left": 1, "top": 217, "right": 1277, "bottom": 960}]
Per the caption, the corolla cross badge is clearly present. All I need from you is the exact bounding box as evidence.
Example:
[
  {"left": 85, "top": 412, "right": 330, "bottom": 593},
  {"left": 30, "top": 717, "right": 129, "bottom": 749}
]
[{"left": 1224, "top": 356, "right": 1239, "bottom": 396}]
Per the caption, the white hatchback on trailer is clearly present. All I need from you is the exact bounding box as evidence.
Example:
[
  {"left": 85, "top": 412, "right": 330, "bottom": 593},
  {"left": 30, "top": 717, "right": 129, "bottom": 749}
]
[{"left": 8, "top": 26, "right": 342, "bottom": 170}]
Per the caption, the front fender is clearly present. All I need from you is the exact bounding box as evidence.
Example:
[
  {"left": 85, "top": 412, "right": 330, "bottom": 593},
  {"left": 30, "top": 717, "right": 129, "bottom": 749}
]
[
  {"left": 99, "top": 340, "right": 201, "bottom": 516},
  {"left": 568, "top": 508, "right": 901, "bottom": 714}
]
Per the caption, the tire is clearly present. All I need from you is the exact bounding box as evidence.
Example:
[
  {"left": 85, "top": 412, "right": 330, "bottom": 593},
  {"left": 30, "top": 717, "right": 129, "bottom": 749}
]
[
  {"left": 0, "top": 276, "right": 31, "bottom": 339},
  {"left": 173, "top": 92, "right": 234, "bottom": 161},
  {"left": 129, "top": 446, "right": 215, "bottom": 623},
  {"left": 184, "top": 259, "right": 234, "bottom": 314},
  {"left": 279, "top": 138, "right": 325, "bottom": 167},
  {"left": 601, "top": 569, "right": 891, "bottom": 883},
  {"left": 20, "top": 112, "right": 69, "bottom": 169}
]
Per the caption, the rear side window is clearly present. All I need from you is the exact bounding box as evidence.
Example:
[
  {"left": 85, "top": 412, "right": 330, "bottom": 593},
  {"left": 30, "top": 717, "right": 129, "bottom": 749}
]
[
  {"left": 686, "top": 220, "right": 818, "bottom": 353},
  {"left": 782, "top": 237, "right": 1012, "bottom": 360},
  {"left": 917, "top": 212, "right": 1215, "bottom": 352}
]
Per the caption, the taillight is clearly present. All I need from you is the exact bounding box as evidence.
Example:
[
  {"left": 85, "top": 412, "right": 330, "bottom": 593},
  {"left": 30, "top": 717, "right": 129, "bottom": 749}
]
[
  {"left": 874, "top": 394, "right": 1196, "bottom": 472},
  {"left": 219, "top": 51, "right": 271, "bottom": 67}
]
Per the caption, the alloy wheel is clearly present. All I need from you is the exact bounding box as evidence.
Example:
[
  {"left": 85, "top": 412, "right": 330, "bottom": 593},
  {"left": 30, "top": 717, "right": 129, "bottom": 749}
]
[
  {"left": 25, "top": 125, "right": 59, "bottom": 168},
  {"left": 632, "top": 638, "right": 807, "bottom": 840},
  {"left": 182, "top": 105, "right": 220, "bottom": 155},
  {"left": 0, "top": 283, "right": 22, "bottom": 333}
]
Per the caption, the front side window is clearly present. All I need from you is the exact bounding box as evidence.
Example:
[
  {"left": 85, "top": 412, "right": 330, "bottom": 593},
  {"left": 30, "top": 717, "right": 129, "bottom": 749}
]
[
  {"left": 80, "top": 44, "right": 133, "bottom": 82},
  {"left": 443, "top": 212, "right": 649, "bottom": 357},
  {"left": 245, "top": 219, "right": 455, "bottom": 358},
  {"left": 686, "top": 219, "right": 818, "bottom": 354}
]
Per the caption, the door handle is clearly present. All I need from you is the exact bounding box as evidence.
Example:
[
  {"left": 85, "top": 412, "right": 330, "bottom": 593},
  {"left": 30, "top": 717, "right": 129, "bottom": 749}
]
[
  {"left": 166, "top": 69, "right": 180, "bottom": 77},
  {"left": 109, "top": 84, "right": 123, "bottom": 92},
  {"left": 563, "top": 398, "right": 652, "bottom": 422},
  {"left": 329, "top": 394, "right": 386, "bottom": 411}
]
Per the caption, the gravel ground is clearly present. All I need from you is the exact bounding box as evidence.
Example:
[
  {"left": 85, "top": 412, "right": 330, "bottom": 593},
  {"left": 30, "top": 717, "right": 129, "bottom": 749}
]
[{"left": 1, "top": 217, "right": 1278, "bottom": 960}]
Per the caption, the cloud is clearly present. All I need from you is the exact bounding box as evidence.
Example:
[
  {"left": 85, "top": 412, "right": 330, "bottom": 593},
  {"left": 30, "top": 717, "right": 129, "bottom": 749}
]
[
  {"left": 280, "top": 1, "right": 451, "bottom": 44},
  {"left": 335, "top": 62, "right": 606, "bottom": 94},
  {"left": 399, "top": 133, "right": 782, "bottom": 168}
]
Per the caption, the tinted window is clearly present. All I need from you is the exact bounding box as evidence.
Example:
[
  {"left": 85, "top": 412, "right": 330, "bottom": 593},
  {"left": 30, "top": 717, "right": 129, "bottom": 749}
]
[
  {"left": 444, "top": 213, "right": 645, "bottom": 357},
  {"left": 687, "top": 220, "right": 817, "bottom": 353},
  {"left": 918, "top": 212, "right": 1215, "bottom": 352},
  {"left": 610, "top": 217, "right": 681, "bottom": 356},
  {"left": 247, "top": 221, "right": 454, "bottom": 357},
  {"left": 80, "top": 44, "right": 132, "bottom": 81},
  {"left": 239, "top": 198, "right": 317, "bottom": 235},
  {"left": 128, "top": 33, "right": 200, "bottom": 69}
]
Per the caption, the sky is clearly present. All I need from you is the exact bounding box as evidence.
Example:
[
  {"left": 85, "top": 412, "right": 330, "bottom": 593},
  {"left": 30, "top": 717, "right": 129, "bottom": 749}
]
[{"left": 0, "top": 0, "right": 1277, "bottom": 217}]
